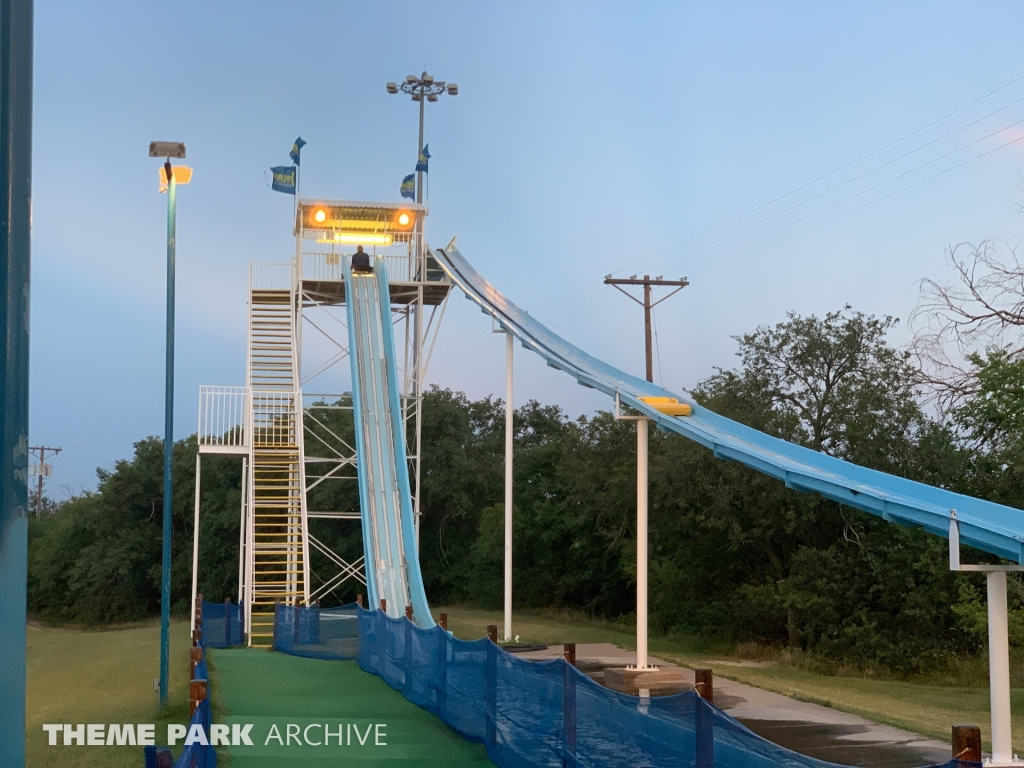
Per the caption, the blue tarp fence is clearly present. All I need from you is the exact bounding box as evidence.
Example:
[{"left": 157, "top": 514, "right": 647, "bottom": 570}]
[
  {"left": 143, "top": 639, "right": 216, "bottom": 768},
  {"left": 350, "top": 608, "right": 972, "bottom": 768},
  {"left": 199, "top": 600, "right": 243, "bottom": 648},
  {"left": 272, "top": 602, "right": 360, "bottom": 660}
]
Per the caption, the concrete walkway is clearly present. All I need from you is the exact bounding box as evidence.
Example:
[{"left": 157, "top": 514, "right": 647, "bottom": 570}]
[{"left": 515, "top": 643, "right": 951, "bottom": 768}]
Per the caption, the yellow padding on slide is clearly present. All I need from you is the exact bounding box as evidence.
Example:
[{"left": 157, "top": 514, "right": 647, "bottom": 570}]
[{"left": 639, "top": 396, "right": 692, "bottom": 417}]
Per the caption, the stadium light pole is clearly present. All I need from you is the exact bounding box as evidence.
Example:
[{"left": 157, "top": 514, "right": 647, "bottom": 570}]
[
  {"left": 386, "top": 72, "right": 458, "bottom": 205},
  {"left": 386, "top": 72, "right": 458, "bottom": 554},
  {"left": 1, "top": 0, "right": 34, "bottom": 765},
  {"left": 148, "top": 141, "right": 190, "bottom": 709}
]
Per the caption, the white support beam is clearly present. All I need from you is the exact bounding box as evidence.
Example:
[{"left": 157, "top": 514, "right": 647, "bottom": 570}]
[
  {"left": 504, "top": 330, "right": 514, "bottom": 643},
  {"left": 634, "top": 417, "right": 652, "bottom": 670},
  {"left": 190, "top": 454, "right": 202, "bottom": 633},
  {"left": 989, "top": 570, "right": 1014, "bottom": 765}
]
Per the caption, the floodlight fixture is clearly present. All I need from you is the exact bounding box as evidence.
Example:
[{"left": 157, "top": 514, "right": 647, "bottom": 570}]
[
  {"left": 386, "top": 70, "right": 458, "bottom": 204},
  {"left": 149, "top": 141, "right": 186, "bottom": 159},
  {"left": 158, "top": 165, "right": 193, "bottom": 192},
  {"left": 331, "top": 232, "right": 394, "bottom": 246}
]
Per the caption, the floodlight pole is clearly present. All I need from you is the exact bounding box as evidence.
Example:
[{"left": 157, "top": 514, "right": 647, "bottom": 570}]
[
  {"left": 0, "top": 0, "right": 33, "bottom": 764},
  {"left": 387, "top": 72, "right": 458, "bottom": 548},
  {"left": 159, "top": 166, "right": 177, "bottom": 709}
]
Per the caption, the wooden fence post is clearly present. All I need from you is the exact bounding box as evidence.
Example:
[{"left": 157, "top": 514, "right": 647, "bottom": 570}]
[
  {"left": 563, "top": 642, "right": 576, "bottom": 667},
  {"left": 487, "top": 624, "right": 498, "bottom": 643},
  {"left": 952, "top": 724, "right": 982, "bottom": 762},
  {"left": 406, "top": 605, "right": 413, "bottom": 620},
  {"left": 439, "top": 613, "right": 448, "bottom": 631},
  {"left": 380, "top": 598, "right": 387, "bottom": 613},
  {"left": 356, "top": 593, "right": 364, "bottom": 608},
  {"left": 189, "top": 647, "right": 203, "bottom": 679},
  {"left": 695, "top": 668, "right": 714, "bottom": 704},
  {"left": 189, "top": 679, "right": 208, "bottom": 716}
]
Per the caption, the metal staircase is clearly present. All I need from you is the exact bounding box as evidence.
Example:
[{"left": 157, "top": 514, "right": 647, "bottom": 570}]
[{"left": 245, "top": 272, "right": 310, "bottom": 645}]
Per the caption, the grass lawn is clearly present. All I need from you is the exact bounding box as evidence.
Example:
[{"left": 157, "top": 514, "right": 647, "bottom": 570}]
[
  {"left": 23, "top": 605, "right": 1023, "bottom": 764},
  {"left": 26, "top": 619, "right": 192, "bottom": 768},
  {"left": 434, "top": 605, "right": 1024, "bottom": 753}
]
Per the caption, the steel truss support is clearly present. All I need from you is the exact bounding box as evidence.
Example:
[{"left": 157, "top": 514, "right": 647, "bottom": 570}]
[{"left": 295, "top": 262, "right": 450, "bottom": 601}]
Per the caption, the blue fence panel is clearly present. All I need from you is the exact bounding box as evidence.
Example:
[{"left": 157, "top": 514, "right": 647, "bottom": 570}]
[
  {"left": 173, "top": 698, "right": 215, "bottom": 768},
  {"left": 285, "top": 606, "right": 968, "bottom": 768},
  {"left": 272, "top": 603, "right": 359, "bottom": 660},
  {"left": 199, "top": 601, "right": 243, "bottom": 649}
]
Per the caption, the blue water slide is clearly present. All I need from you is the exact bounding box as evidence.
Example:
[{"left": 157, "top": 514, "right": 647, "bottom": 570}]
[
  {"left": 432, "top": 245, "right": 1024, "bottom": 564},
  {"left": 344, "top": 257, "right": 434, "bottom": 627}
]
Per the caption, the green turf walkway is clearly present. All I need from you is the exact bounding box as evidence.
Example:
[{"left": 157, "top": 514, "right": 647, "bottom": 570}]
[{"left": 211, "top": 648, "right": 493, "bottom": 766}]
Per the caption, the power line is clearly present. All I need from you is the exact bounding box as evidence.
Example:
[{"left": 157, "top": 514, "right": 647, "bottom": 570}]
[
  {"left": 486, "top": 74, "right": 1024, "bottom": 322},
  {"left": 429, "top": 77, "right": 1024, "bottom": 373},
  {"left": 431, "top": 129, "right": 1024, "bottom": 374}
]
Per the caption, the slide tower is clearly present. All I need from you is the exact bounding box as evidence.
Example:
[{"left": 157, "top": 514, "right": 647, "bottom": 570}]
[{"left": 193, "top": 199, "right": 450, "bottom": 643}]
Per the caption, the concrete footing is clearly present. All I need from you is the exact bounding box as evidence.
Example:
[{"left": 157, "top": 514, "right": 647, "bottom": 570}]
[{"left": 604, "top": 667, "right": 686, "bottom": 692}]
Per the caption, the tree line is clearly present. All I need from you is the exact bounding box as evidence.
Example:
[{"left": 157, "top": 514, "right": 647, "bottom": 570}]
[{"left": 28, "top": 243, "right": 1024, "bottom": 675}]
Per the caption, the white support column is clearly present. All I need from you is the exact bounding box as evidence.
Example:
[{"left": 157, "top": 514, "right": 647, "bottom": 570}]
[
  {"left": 503, "top": 331, "right": 514, "bottom": 642},
  {"left": 190, "top": 454, "right": 202, "bottom": 634},
  {"left": 988, "top": 570, "right": 1013, "bottom": 765},
  {"left": 237, "top": 456, "right": 247, "bottom": 605},
  {"left": 636, "top": 417, "right": 650, "bottom": 670}
]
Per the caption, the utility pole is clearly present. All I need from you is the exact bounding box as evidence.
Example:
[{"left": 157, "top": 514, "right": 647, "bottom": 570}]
[
  {"left": 28, "top": 445, "right": 61, "bottom": 517},
  {"left": 604, "top": 274, "right": 689, "bottom": 382}
]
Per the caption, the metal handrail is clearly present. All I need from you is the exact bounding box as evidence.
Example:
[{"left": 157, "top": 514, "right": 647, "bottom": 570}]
[{"left": 198, "top": 386, "right": 248, "bottom": 447}]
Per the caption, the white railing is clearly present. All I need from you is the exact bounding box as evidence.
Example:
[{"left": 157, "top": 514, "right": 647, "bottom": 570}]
[
  {"left": 198, "top": 386, "right": 248, "bottom": 448},
  {"left": 302, "top": 251, "right": 419, "bottom": 283},
  {"left": 250, "top": 391, "right": 300, "bottom": 447},
  {"left": 250, "top": 261, "right": 292, "bottom": 291}
]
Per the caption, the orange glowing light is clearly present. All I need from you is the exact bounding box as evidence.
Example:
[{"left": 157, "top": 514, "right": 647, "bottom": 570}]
[{"left": 314, "top": 209, "right": 327, "bottom": 223}]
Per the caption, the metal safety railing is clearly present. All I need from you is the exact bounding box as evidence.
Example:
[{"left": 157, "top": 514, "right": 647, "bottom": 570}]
[
  {"left": 198, "top": 386, "right": 248, "bottom": 448},
  {"left": 250, "top": 261, "right": 292, "bottom": 291},
  {"left": 302, "top": 251, "right": 422, "bottom": 283},
  {"left": 250, "top": 391, "right": 300, "bottom": 447}
]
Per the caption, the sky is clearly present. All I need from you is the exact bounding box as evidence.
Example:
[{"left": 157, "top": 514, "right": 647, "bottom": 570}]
[{"left": 28, "top": 1, "right": 1024, "bottom": 495}]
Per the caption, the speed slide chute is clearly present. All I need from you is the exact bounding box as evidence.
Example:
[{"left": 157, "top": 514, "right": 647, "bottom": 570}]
[{"left": 346, "top": 246, "right": 1024, "bottom": 632}]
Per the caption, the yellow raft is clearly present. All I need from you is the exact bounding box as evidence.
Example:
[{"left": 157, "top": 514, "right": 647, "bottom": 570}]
[{"left": 638, "top": 396, "right": 692, "bottom": 417}]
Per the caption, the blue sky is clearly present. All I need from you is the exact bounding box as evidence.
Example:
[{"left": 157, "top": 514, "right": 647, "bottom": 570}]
[{"left": 29, "top": 2, "right": 1024, "bottom": 493}]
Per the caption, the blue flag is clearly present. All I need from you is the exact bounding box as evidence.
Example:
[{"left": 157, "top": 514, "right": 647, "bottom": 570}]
[
  {"left": 290, "top": 137, "right": 307, "bottom": 166},
  {"left": 271, "top": 165, "right": 296, "bottom": 195},
  {"left": 400, "top": 174, "right": 415, "bottom": 200},
  {"left": 415, "top": 144, "right": 430, "bottom": 173}
]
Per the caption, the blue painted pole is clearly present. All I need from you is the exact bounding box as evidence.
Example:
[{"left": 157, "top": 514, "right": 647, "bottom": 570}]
[
  {"left": 159, "top": 169, "right": 176, "bottom": 708},
  {"left": 0, "top": 0, "right": 33, "bottom": 765}
]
